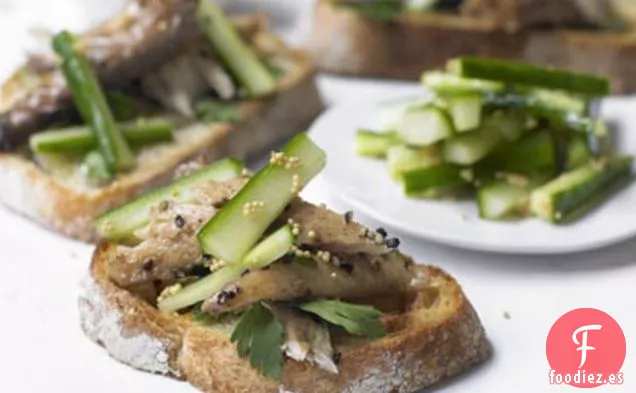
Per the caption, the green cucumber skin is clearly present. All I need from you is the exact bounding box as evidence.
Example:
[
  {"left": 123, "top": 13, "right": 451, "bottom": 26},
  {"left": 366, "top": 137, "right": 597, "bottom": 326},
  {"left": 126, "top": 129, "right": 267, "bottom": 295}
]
[
  {"left": 95, "top": 158, "right": 245, "bottom": 240},
  {"left": 30, "top": 119, "right": 174, "bottom": 154},
  {"left": 448, "top": 57, "right": 610, "bottom": 96},
  {"left": 159, "top": 225, "right": 295, "bottom": 312},
  {"left": 531, "top": 156, "right": 633, "bottom": 223},
  {"left": 197, "top": 133, "right": 326, "bottom": 263},
  {"left": 482, "top": 131, "right": 557, "bottom": 173},
  {"left": 566, "top": 135, "right": 592, "bottom": 170},
  {"left": 421, "top": 71, "right": 504, "bottom": 95},
  {"left": 355, "top": 130, "right": 400, "bottom": 158},
  {"left": 401, "top": 163, "right": 465, "bottom": 194},
  {"left": 197, "top": 0, "right": 276, "bottom": 97}
]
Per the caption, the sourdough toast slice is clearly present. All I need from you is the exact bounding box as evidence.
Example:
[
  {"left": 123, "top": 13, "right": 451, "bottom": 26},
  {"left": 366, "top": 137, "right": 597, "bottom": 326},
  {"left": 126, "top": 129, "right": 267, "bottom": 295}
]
[
  {"left": 79, "top": 241, "right": 490, "bottom": 393},
  {"left": 308, "top": 0, "right": 636, "bottom": 93},
  {"left": 0, "top": 16, "right": 323, "bottom": 242},
  {"left": 307, "top": 0, "right": 521, "bottom": 80}
]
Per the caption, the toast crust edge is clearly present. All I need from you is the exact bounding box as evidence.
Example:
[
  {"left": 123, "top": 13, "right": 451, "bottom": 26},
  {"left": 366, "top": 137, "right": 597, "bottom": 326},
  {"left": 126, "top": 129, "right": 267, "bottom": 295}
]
[{"left": 79, "top": 242, "right": 491, "bottom": 393}]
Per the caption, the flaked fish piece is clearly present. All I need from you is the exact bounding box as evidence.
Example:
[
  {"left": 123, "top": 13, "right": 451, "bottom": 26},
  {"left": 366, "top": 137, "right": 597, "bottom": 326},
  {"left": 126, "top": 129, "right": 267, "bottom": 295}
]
[
  {"left": 0, "top": 0, "right": 200, "bottom": 149},
  {"left": 108, "top": 178, "right": 246, "bottom": 288},
  {"left": 202, "top": 252, "right": 416, "bottom": 315},
  {"left": 279, "top": 200, "right": 391, "bottom": 256},
  {"left": 270, "top": 304, "right": 339, "bottom": 374}
]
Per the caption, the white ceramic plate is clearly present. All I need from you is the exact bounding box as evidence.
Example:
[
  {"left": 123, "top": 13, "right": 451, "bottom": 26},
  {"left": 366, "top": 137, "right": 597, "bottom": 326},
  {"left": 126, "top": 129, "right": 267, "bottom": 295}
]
[{"left": 310, "top": 87, "right": 636, "bottom": 254}]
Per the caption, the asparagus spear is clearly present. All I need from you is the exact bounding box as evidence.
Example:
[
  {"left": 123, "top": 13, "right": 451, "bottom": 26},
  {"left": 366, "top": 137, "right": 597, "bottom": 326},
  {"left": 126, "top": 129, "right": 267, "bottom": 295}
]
[
  {"left": 197, "top": 0, "right": 276, "bottom": 97},
  {"left": 52, "top": 31, "right": 135, "bottom": 172},
  {"left": 30, "top": 118, "right": 174, "bottom": 154}
]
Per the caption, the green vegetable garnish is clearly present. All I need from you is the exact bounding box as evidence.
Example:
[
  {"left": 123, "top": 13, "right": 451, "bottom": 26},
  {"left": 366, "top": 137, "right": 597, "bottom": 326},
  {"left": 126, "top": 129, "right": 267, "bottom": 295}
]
[
  {"left": 230, "top": 303, "right": 284, "bottom": 380},
  {"left": 299, "top": 300, "right": 386, "bottom": 338},
  {"left": 195, "top": 100, "right": 243, "bottom": 123}
]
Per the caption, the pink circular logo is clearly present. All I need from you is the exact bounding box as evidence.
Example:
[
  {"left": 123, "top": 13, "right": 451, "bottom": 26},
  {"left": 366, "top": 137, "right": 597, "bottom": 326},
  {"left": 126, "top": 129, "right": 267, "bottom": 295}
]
[{"left": 546, "top": 308, "right": 626, "bottom": 388}]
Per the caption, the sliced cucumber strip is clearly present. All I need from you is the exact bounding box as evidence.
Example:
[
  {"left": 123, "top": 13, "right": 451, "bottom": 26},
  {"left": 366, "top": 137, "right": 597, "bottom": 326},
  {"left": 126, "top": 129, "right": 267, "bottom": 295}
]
[
  {"left": 242, "top": 225, "right": 295, "bottom": 266},
  {"left": 483, "top": 131, "right": 556, "bottom": 173},
  {"left": 197, "top": 0, "right": 276, "bottom": 97},
  {"left": 30, "top": 118, "right": 174, "bottom": 154},
  {"left": 95, "top": 158, "right": 245, "bottom": 240},
  {"left": 448, "top": 57, "right": 610, "bottom": 96},
  {"left": 421, "top": 71, "right": 504, "bottom": 95},
  {"left": 159, "top": 264, "right": 244, "bottom": 313},
  {"left": 198, "top": 133, "right": 326, "bottom": 263},
  {"left": 376, "top": 96, "right": 431, "bottom": 131},
  {"left": 398, "top": 104, "right": 454, "bottom": 146},
  {"left": 82, "top": 151, "right": 113, "bottom": 184},
  {"left": 525, "top": 88, "right": 588, "bottom": 117},
  {"left": 530, "top": 156, "right": 633, "bottom": 223},
  {"left": 566, "top": 135, "right": 592, "bottom": 169},
  {"left": 485, "top": 109, "right": 528, "bottom": 142},
  {"left": 477, "top": 181, "right": 530, "bottom": 220},
  {"left": 401, "top": 163, "right": 465, "bottom": 195},
  {"left": 443, "top": 125, "right": 503, "bottom": 165},
  {"left": 355, "top": 130, "right": 400, "bottom": 158},
  {"left": 387, "top": 145, "right": 441, "bottom": 179},
  {"left": 444, "top": 93, "right": 483, "bottom": 133},
  {"left": 158, "top": 225, "right": 295, "bottom": 312}
]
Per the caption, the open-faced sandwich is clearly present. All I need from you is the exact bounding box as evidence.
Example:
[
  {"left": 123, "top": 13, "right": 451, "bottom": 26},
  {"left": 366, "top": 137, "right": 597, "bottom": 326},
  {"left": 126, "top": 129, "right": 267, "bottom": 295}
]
[
  {"left": 0, "top": 0, "right": 322, "bottom": 241},
  {"left": 308, "top": 0, "right": 636, "bottom": 93},
  {"left": 79, "top": 133, "right": 490, "bottom": 393}
]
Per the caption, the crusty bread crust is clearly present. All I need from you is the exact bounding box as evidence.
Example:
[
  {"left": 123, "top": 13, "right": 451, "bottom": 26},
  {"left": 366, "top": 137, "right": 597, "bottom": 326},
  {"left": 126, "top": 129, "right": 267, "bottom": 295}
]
[
  {"left": 79, "top": 242, "right": 491, "bottom": 393},
  {"left": 307, "top": 0, "right": 523, "bottom": 80},
  {"left": 0, "top": 19, "right": 323, "bottom": 242},
  {"left": 308, "top": 0, "right": 636, "bottom": 93}
]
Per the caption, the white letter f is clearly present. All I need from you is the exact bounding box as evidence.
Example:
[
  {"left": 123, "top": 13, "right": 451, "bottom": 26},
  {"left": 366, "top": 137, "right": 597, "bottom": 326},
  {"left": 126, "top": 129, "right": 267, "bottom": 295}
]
[{"left": 572, "top": 324, "right": 602, "bottom": 368}]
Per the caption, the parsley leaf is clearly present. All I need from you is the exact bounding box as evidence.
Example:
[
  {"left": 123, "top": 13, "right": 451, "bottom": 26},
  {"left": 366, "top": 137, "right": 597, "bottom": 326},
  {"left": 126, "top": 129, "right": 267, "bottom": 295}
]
[
  {"left": 299, "top": 300, "right": 386, "bottom": 338},
  {"left": 195, "top": 100, "right": 243, "bottom": 123},
  {"left": 340, "top": 1, "right": 403, "bottom": 22},
  {"left": 230, "top": 303, "right": 284, "bottom": 380}
]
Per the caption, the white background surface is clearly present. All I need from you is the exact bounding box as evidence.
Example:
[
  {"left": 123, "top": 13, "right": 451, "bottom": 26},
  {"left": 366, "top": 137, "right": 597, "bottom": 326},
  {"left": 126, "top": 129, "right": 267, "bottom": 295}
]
[{"left": 0, "top": 1, "right": 634, "bottom": 392}]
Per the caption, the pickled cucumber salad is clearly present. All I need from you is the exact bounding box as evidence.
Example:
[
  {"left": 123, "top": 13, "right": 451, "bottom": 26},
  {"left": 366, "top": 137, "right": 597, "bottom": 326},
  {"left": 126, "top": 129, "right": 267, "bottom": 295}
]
[
  {"left": 97, "top": 133, "right": 423, "bottom": 379},
  {"left": 355, "top": 57, "right": 634, "bottom": 223},
  {"left": 28, "top": 1, "right": 281, "bottom": 186}
]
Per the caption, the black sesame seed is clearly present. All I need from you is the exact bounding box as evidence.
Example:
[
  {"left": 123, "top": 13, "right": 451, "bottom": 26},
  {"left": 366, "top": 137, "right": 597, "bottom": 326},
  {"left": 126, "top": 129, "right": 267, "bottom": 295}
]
[
  {"left": 343, "top": 211, "right": 354, "bottom": 224},
  {"left": 339, "top": 261, "right": 354, "bottom": 274},
  {"left": 333, "top": 352, "right": 341, "bottom": 365},
  {"left": 188, "top": 265, "right": 210, "bottom": 277},
  {"left": 385, "top": 237, "right": 400, "bottom": 249},
  {"left": 174, "top": 214, "right": 186, "bottom": 229},
  {"left": 376, "top": 227, "right": 388, "bottom": 238},
  {"left": 202, "top": 254, "right": 213, "bottom": 261},
  {"left": 235, "top": 285, "right": 242, "bottom": 294},
  {"left": 226, "top": 290, "right": 237, "bottom": 300},
  {"left": 142, "top": 259, "right": 155, "bottom": 272},
  {"left": 241, "top": 269, "right": 250, "bottom": 277}
]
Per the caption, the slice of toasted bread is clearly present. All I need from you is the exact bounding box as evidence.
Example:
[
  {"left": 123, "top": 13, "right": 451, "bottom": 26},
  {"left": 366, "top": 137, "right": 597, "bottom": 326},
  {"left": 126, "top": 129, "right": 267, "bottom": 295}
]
[
  {"left": 307, "top": 0, "right": 521, "bottom": 80},
  {"left": 308, "top": 0, "right": 636, "bottom": 93},
  {"left": 0, "top": 16, "right": 323, "bottom": 242},
  {"left": 79, "top": 242, "right": 490, "bottom": 393}
]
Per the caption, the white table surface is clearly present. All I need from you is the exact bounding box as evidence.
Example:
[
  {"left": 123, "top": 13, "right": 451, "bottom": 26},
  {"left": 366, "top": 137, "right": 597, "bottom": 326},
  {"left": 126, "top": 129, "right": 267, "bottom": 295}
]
[{"left": 0, "top": 1, "right": 634, "bottom": 392}]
